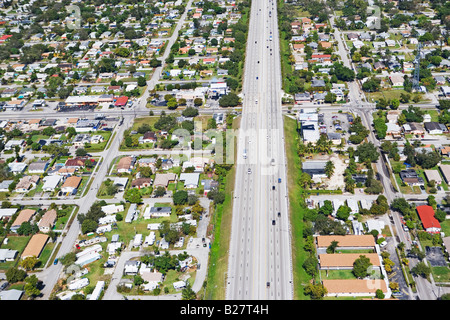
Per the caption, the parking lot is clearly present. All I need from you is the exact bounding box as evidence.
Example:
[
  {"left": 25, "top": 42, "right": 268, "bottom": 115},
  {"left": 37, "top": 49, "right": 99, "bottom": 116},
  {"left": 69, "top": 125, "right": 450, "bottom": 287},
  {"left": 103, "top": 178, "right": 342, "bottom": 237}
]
[
  {"left": 318, "top": 110, "right": 352, "bottom": 140},
  {"left": 426, "top": 246, "right": 448, "bottom": 267}
]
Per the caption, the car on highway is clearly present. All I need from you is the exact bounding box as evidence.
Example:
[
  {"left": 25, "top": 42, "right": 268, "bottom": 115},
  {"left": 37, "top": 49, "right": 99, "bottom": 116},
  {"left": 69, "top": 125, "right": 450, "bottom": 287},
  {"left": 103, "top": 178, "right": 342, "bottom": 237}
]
[
  {"left": 248, "top": 168, "right": 252, "bottom": 174},
  {"left": 272, "top": 220, "right": 275, "bottom": 225},
  {"left": 53, "top": 258, "right": 59, "bottom": 265}
]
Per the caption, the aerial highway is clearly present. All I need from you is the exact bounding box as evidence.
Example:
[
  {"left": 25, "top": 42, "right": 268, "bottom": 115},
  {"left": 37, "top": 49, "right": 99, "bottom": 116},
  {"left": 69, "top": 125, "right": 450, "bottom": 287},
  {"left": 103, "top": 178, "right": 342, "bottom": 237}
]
[{"left": 226, "top": 0, "right": 293, "bottom": 300}]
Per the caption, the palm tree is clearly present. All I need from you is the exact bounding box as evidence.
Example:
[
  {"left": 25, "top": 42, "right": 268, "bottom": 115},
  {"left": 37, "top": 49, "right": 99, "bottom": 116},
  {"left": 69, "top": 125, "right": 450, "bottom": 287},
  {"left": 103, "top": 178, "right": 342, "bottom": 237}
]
[
  {"left": 305, "top": 142, "right": 315, "bottom": 154},
  {"left": 315, "top": 135, "right": 332, "bottom": 154},
  {"left": 325, "top": 160, "right": 335, "bottom": 179},
  {"left": 344, "top": 177, "right": 355, "bottom": 193},
  {"left": 336, "top": 138, "right": 345, "bottom": 154},
  {"left": 299, "top": 172, "right": 312, "bottom": 188}
]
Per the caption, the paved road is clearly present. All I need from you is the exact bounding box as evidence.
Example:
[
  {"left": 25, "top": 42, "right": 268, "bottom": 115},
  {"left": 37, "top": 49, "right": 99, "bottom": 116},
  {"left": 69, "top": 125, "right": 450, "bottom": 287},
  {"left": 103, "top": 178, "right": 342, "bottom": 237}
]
[{"left": 226, "top": 0, "right": 293, "bottom": 300}]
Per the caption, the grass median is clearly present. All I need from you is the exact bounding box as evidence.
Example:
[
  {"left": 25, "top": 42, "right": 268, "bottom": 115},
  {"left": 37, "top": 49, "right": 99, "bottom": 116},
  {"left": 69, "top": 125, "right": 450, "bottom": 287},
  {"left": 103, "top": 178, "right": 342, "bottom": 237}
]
[
  {"left": 283, "top": 115, "right": 312, "bottom": 300},
  {"left": 203, "top": 116, "right": 240, "bottom": 300}
]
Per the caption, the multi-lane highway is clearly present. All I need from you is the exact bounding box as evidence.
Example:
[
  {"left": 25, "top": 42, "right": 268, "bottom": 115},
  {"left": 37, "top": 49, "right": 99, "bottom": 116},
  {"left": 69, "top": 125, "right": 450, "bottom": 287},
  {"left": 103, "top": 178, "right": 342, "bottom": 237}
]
[{"left": 226, "top": 0, "right": 293, "bottom": 300}]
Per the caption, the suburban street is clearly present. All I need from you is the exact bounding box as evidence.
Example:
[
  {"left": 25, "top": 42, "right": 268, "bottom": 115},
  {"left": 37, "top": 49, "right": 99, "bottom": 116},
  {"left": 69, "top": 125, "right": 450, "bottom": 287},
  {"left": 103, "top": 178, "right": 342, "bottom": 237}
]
[{"left": 226, "top": 0, "right": 293, "bottom": 300}]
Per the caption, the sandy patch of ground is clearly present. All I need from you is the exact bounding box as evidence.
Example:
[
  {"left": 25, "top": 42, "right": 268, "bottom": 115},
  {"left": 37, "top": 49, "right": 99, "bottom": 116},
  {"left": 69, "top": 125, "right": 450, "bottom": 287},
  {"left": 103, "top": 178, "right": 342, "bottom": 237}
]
[{"left": 313, "top": 153, "right": 346, "bottom": 190}]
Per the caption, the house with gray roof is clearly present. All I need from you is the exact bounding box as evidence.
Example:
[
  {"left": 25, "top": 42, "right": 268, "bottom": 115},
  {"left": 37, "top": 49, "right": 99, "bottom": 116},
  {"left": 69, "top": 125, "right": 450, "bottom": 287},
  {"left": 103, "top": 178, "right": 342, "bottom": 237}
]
[
  {"left": 302, "top": 161, "right": 327, "bottom": 179},
  {"left": 179, "top": 173, "right": 200, "bottom": 189},
  {"left": 28, "top": 161, "right": 49, "bottom": 174}
]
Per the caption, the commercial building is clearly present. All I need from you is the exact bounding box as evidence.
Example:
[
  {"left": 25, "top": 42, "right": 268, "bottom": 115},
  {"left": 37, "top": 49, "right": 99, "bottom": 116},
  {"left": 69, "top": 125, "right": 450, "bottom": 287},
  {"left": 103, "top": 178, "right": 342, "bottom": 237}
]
[
  {"left": 316, "top": 235, "right": 376, "bottom": 250},
  {"left": 302, "top": 161, "right": 327, "bottom": 179},
  {"left": 322, "top": 279, "right": 389, "bottom": 298}
]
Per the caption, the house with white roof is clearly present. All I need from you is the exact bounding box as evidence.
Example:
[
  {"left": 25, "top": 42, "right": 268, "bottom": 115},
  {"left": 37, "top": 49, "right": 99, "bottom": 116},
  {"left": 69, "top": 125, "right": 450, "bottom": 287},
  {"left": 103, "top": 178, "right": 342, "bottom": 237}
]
[{"left": 42, "top": 175, "right": 61, "bottom": 192}]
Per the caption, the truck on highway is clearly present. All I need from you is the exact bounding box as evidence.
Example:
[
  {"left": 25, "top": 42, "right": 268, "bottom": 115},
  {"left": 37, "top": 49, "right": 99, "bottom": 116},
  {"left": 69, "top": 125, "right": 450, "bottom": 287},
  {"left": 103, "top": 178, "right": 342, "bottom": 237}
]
[
  {"left": 271, "top": 159, "right": 275, "bottom": 166},
  {"left": 243, "top": 149, "right": 247, "bottom": 159}
]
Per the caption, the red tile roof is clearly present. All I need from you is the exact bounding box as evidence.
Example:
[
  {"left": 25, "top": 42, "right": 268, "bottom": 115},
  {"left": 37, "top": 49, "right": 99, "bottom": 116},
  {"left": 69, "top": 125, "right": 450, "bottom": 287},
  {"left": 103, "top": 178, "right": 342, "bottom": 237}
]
[
  {"left": 115, "top": 96, "right": 128, "bottom": 106},
  {"left": 416, "top": 205, "right": 441, "bottom": 232}
]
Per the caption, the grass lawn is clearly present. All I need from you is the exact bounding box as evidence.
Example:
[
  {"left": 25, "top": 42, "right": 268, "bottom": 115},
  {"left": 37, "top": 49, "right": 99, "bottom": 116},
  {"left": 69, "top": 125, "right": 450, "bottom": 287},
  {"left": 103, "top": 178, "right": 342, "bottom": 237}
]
[
  {"left": 131, "top": 116, "right": 161, "bottom": 131},
  {"left": 320, "top": 269, "right": 357, "bottom": 280},
  {"left": 440, "top": 220, "right": 450, "bottom": 240},
  {"left": 38, "top": 241, "right": 55, "bottom": 268},
  {"left": 365, "top": 90, "right": 429, "bottom": 103},
  {"left": 53, "top": 206, "right": 77, "bottom": 231},
  {"left": 431, "top": 266, "right": 450, "bottom": 282}
]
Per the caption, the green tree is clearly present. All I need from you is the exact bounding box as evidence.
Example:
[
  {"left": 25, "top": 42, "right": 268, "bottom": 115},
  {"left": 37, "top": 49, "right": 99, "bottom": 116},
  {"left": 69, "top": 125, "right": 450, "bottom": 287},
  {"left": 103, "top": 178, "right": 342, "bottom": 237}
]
[
  {"left": 304, "top": 283, "right": 327, "bottom": 300},
  {"left": 319, "top": 200, "right": 333, "bottom": 216},
  {"left": 356, "top": 142, "right": 379, "bottom": 163},
  {"left": 181, "top": 106, "right": 199, "bottom": 117},
  {"left": 218, "top": 93, "right": 240, "bottom": 107},
  {"left": 24, "top": 274, "right": 41, "bottom": 298},
  {"left": 326, "top": 240, "right": 339, "bottom": 254},
  {"left": 336, "top": 205, "right": 351, "bottom": 221},
  {"left": 373, "top": 118, "right": 387, "bottom": 139},
  {"left": 173, "top": 190, "right": 188, "bottom": 205},
  {"left": 375, "top": 289, "right": 385, "bottom": 299},
  {"left": 207, "top": 188, "right": 225, "bottom": 204},
  {"left": 125, "top": 188, "right": 142, "bottom": 204},
  {"left": 137, "top": 76, "right": 147, "bottom": 87},
  {"left": 75, "top": 148, "right": 87, "bottom": 157},
  {"left": 352, "top": 255, "right": 372, "bottom": 279},
  {"left": 181, "top": 282, "right": 196, "bottom": 300},
  {"left": 154, "top": 186, "right": 166, "bottom": 197},
  {"left": 303, "top": 256, "right": 319, "bottom": 277},
  {"left": 81, "top": 219, "right": 98, "bottom": 234},
  {"left": 20, "top": 256, "right": 39, "bottom": 271},
  {"left": 5, "top": 267, "right": 27, "bottom": 283},
  {"left": 411, "top": 261, "right": 431, "bottom": 279},
  {"left": 325, "top": 160, "right": 335, "bottom": 178}
]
